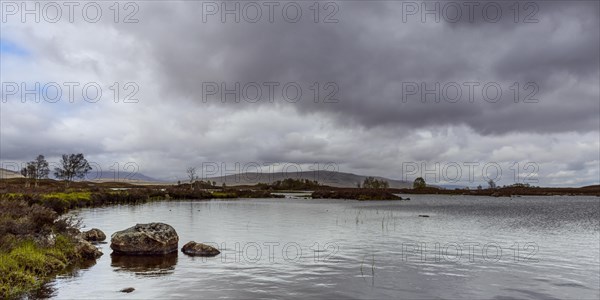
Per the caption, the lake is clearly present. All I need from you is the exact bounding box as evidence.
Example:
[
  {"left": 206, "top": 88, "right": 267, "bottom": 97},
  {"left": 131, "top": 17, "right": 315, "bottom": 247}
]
[{"left": 43, "top": 195, "right": 599, "bottom": 299}]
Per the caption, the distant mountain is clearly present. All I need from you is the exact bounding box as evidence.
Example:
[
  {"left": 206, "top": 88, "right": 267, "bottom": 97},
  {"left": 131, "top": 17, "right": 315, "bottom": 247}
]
[
  {"left": 203, "top": 170, "right": 411, "bottom": 188},
  {"left": 0, "top": 168, "right": 24, "bottom": 179},
  {"left": 86, "top": 170, "right": 161, "bottom": 183}
]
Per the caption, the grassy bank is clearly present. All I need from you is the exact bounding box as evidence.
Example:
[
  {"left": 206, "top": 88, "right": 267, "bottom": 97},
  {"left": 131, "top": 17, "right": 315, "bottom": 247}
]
[
  {"left": 1, "top": 184, "right": 283, "bottom": 215},
  {"left": 0, "top": 236, "right": 77, "bottom": 298},
  {"left": 0, "top": 199, "right": 80, "bottom": 299}
]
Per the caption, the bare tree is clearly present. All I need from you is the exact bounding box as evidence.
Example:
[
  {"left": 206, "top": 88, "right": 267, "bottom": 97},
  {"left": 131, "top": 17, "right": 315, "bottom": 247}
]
[
  {"left": 20, "top": 164, "right": 34, "bottom": 188},
  {"left": 32, "top": 155, "right": 49, "bottom": 187},
  {"left": 186, "top": 167, "right": 197, "bottom": 190}
]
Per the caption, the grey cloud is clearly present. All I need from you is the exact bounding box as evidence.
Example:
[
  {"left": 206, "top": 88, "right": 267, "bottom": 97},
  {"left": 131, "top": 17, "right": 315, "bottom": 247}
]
[{"left": 102, "top": 0, "right": 600, "bottom": 135}]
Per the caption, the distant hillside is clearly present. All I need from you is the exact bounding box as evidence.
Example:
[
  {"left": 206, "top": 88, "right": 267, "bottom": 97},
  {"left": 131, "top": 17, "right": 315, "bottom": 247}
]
[
  {"left": 0, "top": 168, "right": 163, "bottom": 184},
  {"left": 0, "top": 168, "right": 24, "bottom": 179},
  {"left": 437, "top": 184, "right": 472, "bottom": 190},
  {"left": 204, "top": 170, "right": 411, "bottom": 188},
  {"left": 581, "top": 185, "right": 600, "bottom": 189},
  {"left": 86, "top": 170, "right": 160, "bottom": 183}
]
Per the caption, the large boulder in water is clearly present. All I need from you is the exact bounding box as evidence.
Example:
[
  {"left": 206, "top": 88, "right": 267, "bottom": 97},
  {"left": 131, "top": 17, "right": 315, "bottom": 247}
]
[
  {"left": 181, "top": 241, "right": 220, "bottom": 257},
  {"left": 110, "top": 223, "right": 179, "bottom": 255}
]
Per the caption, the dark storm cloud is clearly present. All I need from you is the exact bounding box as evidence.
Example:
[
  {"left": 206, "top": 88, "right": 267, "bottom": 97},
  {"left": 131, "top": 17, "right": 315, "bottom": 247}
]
[{"left": 107, "top": 0, "right": 599, "bottom": 135}]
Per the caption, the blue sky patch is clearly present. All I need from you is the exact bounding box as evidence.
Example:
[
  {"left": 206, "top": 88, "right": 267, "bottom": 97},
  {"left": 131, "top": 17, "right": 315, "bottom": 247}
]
[{"left": 0, "top": 38, "right": 30, "bottom": 57}]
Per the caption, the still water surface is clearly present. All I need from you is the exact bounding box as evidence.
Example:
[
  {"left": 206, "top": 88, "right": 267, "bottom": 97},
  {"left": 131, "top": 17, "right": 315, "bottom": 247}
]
[{"left": 46, "top": 195, "right": 599, "bottom": 299}]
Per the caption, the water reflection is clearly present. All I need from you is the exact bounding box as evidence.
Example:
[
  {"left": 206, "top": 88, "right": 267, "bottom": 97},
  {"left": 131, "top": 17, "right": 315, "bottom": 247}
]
[
  {"left": 111, "top": 253, "right": 178, "bottom": 277},
  {"left": 76, "top": 258, "right": 98, "bottom": 270},
  {"left": 33, "top": 259, "right": 98, "bottom": 299}
]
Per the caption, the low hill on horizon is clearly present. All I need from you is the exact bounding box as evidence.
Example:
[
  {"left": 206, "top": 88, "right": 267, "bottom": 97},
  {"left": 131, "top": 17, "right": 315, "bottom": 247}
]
[{"left": 0, "top": 168, "right": 24, "bottom": 179}]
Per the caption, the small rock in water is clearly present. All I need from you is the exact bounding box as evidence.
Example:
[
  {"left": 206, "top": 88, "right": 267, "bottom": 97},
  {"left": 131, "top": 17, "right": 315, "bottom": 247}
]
[
  {"left": 182, "top": 241, "right": 220, "bottom": 257},
  {"left": 81, "top": 228, "right": 106, "bottom": 242},
  {"left": 120, "top": 287, "right": 135, "bottom": 293},
  {"left": 75, "top": 239, "right": 103, "bottom": 259}
]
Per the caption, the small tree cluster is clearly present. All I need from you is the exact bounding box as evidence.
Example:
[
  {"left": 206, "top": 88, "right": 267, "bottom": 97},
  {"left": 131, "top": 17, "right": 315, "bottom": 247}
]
[
  {"left": 413, "top": 177, "right": 426, "bottom": 189},
  {"left": 20, "top": 155, "right": 50, "bottom": 187},
  {"left": 362, "top": 177, "right": 389, "bottom": 189},
  {"left": 185, "top": 167, "right": 220, "bottom": 190},
  {"left": 509, "top": 183, "right": 531, "bottom": 188},
  {"left": 19, "top": 153, "right": 92, "bottom": 187},
  {"left": 271, "top": 178, "right": 320, "bottom": 190}
]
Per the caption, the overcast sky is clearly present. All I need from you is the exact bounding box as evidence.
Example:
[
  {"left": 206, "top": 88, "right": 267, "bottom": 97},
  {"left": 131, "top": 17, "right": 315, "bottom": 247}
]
[{"left": 1, "top": 0, "right": 598, "bottom": 187}]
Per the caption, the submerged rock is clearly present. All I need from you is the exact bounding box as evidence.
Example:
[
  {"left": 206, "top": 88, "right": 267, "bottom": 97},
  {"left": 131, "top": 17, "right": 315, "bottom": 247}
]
[
  {"left": 111, "top": 223, "right": 179, "bottom": 255},
  {"left": 181, "top": 241, "right": 220, "bottom": 257},
  {"left": 81, "top": 228, "right": 106, "bottom": 242}
]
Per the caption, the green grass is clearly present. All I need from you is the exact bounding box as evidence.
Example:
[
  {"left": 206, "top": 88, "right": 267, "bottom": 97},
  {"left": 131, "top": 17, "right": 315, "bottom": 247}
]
[
  {"left": 0, "top": 235, "right": 77, "bottom": 299},
  {"left": 41, "top": 191, "right": 91, "bottom": 202},
  {"left": 38, "top": 192, "right": 93, "bottom": 213},
  {"left": 0, "top": 198, "right": 81, "bottom": 298},
  {"left": 1, "top": 193, "right": 24, "bottom": 200},
  {"left": 210, "top": 191, "right": 237, "bottom": 198}
]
